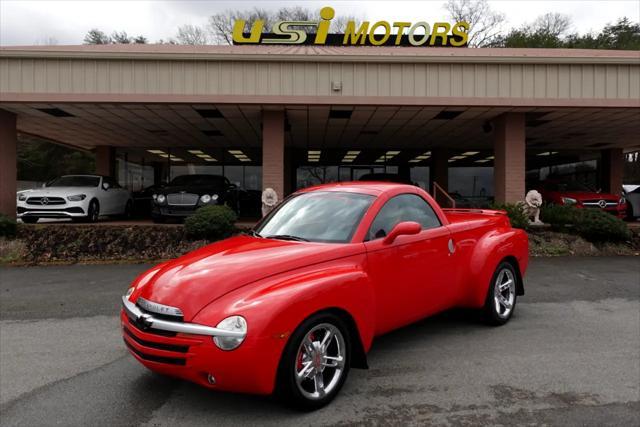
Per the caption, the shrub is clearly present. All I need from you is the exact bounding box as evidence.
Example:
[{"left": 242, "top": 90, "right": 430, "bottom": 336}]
[
  {"left": 540, "top": 204, "right": 578, "bottom": 230},
  {"left": 490, "top": 203, "right": 529, "bottom": 230},
  {"left": 184, "top": 205, "right": 237, "bottom": 241},
  {"left": 0, "top": 214, "right": 17, "bottom": 238},
  {"left": 572, "top": 209, "right": 631, "bottom": 243}
]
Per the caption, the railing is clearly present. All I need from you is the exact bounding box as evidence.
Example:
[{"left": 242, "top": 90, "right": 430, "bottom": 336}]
[{"left": 432, "top": 181, "right": 456, "bottom": 208}]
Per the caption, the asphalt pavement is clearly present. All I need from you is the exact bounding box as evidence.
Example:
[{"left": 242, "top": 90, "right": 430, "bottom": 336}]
[{"left": 0, "top": 257, "right": 638, "bottom": 426}]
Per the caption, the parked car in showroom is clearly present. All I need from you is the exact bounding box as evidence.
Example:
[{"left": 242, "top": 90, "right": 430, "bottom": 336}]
[
  {"left": 122, "top": 182, "right": 528, "bottom": 409},
  {"left": 132, "top": 183, "right": 165, "bottom": 218},
  {"left": 537, "top": 180, "right": 626, "bottom": 218},
  {"left": 151, "top": 174, "right": 240, "bottom": 222},
  {"left": 17, "top": 175, "right": 132, "bottom": 223},
  {"left": 622, "top": 185, "right": 640, "bottom": 219}
]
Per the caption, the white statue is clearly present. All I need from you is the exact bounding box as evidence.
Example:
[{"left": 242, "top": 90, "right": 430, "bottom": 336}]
[
  {"left": 521, "top": 190, "right": 543, "bottom": 225},
  {"left": 261, "top": 188, "right": 278, "bottom": 217}
]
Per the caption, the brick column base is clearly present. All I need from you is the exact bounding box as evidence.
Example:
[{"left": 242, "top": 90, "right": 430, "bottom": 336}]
[
  {"left": 262, "top": 110, "right": 285, "bottom": 199},
  {"left": 0, "top": 110, "right": 17, "bottom": 218},
  {"left": 601, "top": 148, "right": 624, "bottom": 195},
  {"left": 494, "top": 113, "right": 526, "bottom": 204}
]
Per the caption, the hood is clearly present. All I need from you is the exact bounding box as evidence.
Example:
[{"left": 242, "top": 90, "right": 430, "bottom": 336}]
[
  {"left": 136, "top": 235, "right": 362, "bottom": 320},
  {"left": 20, "top": 187, "right": 96, "bottom": 197},
  {"left": 558, "top": 191, "right": 620, "bottom": 201},
  {"left": 160, "top": 184, "right": 226, "bottom": 195}
]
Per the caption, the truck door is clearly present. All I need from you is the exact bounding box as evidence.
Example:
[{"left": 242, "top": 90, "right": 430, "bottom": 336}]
[{"left": 364, "top": 193, "right": 454, "bottom": 334}]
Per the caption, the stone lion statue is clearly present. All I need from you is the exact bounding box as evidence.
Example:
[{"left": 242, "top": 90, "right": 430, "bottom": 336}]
[
  {"left": 261, "top": 188, "right": 278, "bottom": 217},
  {"left": 521, "top": 190, "right": 543, "bottom": 225}
]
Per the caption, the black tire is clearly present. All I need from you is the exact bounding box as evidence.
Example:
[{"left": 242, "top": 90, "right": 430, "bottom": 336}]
[
  {"left": 276, "top": 313, "right": 351, "bottom": 411},
  {"left": 87, "top": 200, "right": 100, "bottom": 223},
  {"left": 21, "top": 217, "right": 38, "bottom": 224},
  {"left": 482, "top": 261, "right": 518, "bottom": 326}
]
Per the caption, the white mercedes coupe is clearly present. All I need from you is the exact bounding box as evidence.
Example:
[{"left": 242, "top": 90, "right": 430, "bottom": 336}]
[{"left": 17, "top": 175, "right": 133, "bottom": 223}]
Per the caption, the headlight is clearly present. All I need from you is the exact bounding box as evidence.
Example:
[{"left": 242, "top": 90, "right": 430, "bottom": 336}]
[
  {"left": 152, "top": 194, "right": 158, "bottom": 201},
  {"left": 156, "top": 194, "right": 166, "bottom": 204},
  {"left": 200, "top": 194, "right": 211, "bottom": 204},
  {"left": 211, "top": 194, "right": 219, "bottom": 201},
  {"left": 17, "top": 194, "right": 26, "bottom": 201},
  {"left": 561, "top": 197, "right": 577, "bottom": 205},
  {"left": 213, "top": 316, "right": 247, "bottom": 351},
  {"left": 619, "top": 198, "right": 626, "bottom": 205},
  {"left": 67, "top": 194, "right": 86, "bottom": 201}
]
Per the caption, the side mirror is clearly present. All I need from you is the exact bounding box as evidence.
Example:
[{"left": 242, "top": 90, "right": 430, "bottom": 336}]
[
  {"left": 383, "top": 221, "right": 421, "bottom": 245},
  {"left": 102, "top": 182, "right": 110, "bottom": 191}
]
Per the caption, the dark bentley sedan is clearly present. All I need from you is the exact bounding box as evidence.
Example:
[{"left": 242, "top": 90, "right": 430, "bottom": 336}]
[{"left": 151, "top": 174, "right": 239, "bottom": 222}]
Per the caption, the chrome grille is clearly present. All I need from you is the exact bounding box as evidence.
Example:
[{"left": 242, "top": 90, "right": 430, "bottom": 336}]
[
  {"left": 166, "top": 193, "right": 199, "bottom": 206},
  {"left": 26, "top": 196, "right": 66, "bottom": 205},
  {"left": 582, "top": 199, "right": 618, "bottom": 208}
]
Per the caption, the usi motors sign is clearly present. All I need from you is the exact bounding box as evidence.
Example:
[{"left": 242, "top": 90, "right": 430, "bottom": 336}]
[{"left": 232, "top": 7, "right": 469, "bottom": 47}]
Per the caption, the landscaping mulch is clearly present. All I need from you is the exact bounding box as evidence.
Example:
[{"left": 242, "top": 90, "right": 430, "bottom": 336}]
[{"left": 1, "top": 223, "right": 638, "bottom": 266}]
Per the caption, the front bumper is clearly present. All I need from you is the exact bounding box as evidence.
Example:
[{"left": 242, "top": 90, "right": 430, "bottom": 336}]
[
  {"left": 16, "top": 206, "right": 86, "bottom": 218},
  {"left": 120, "top": 297, "right": 279, "bottom": 395}
]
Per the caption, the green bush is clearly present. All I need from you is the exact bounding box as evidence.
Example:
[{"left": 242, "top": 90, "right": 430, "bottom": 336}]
[
  {"left": 572, "top": 209, "right": 631, "bottom": 242},
  {"left": 0, "top": 214, "right": 17, "bottom": 238},
  {"left": 490, "top": 203, "right": 529, "bottom": 230},
  {"left": 184, "top": 205, "right": 237, "bottom": 241},
  {"left": 540, "top": 204, "right": 578, "bottom": 229}
]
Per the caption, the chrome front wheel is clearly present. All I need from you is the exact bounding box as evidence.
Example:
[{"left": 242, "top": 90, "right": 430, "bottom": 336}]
[
  {"left": 294, "top": 323, "right": 346, "bottom": 401},
  {"left": 277, "top": 314, "right": 351, "bottom": 410}
]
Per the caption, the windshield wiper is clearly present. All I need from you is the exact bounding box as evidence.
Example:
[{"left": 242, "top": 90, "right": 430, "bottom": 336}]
[
  {"left": 245, "top": 229, "right": 263, "bottom": 238},
  {"left": 264, "top": 234, "right": 309, "bottom": 242}
]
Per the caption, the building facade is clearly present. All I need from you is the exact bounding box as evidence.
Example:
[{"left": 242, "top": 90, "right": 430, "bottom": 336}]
[{"left": 1, "top": 44, "right": 639, "bottom": 217}]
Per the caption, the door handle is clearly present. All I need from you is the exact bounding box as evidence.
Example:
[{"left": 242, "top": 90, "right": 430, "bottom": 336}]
[{"left": 448, "top": 238, "right": 456, "bottom": 255}]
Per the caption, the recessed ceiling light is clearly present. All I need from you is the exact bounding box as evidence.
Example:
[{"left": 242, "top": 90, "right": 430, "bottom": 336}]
[
  {"left": 147, "top": 149, "right": 166, "bottom": 154},
  {"left": 475, "top": 159, "right": 491, "bottom": 163},
  {"left": 451, "top": 155, "right": 466, "bottom": 160},
  {"left": 462, "top": 151, "right": 480, "bottom": 156},
  {"left": 188, "top": 150, "right": 204, "bottom": 154}
]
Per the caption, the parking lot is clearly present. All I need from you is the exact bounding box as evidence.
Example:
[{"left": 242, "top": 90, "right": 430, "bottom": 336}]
[{"left": 0, "top": 257, "right": 638, "bottom": 426}]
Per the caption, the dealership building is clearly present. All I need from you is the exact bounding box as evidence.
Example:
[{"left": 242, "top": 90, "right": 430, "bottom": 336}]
[{"left": 0, "top": 44, "right": 639, "bottom": 217}]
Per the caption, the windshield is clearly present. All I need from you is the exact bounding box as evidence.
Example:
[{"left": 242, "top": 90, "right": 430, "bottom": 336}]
[
  {"left": 47, "top": 176, "right": 100, "bottom": 187},
  {"left": 169, "top": 175, "right": 227, "bottom": 187},
  {"left": 256, "top": 191, "right": 374, "bottom": 243}
]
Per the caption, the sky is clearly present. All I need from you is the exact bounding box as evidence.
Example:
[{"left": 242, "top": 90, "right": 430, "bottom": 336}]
[{"left": 0, "top": 0, "right": 638, "bottom": 45}]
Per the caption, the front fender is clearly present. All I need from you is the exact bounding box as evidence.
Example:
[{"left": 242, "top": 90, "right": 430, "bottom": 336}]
[
  {"left": 463, "top": 227, "right": 529, "bottom": 308},
  {"left": 192, "top": 253, "right": 374, "bottom": 394}
]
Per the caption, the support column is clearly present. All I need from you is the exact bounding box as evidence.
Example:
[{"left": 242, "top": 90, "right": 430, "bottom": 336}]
[
  {"left": 95, "top": 145, "right": 115, "bottom": 177},
  {"left": 600, "top": 148, "right": 623, "bottom": 195},
  {"left": 494, "top": 113, "right": 526, "bottom": 204},
  {"left": 0, "top": 110, "right": 17, "bottom": 218},
  {"left": 430, "top": 147, "right": 449, "bottom": 188},
  {"left": 262, "top": 110, "right": 285, "bottom": 199}
]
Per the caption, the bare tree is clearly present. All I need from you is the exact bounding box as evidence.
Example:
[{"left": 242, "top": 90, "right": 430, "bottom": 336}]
[
  {"left": 445, "top": 0, "right": 506, "bottom": 47},
  {"left": 83, "top": 29, "right": 111, "bottom": 44},
  {"left": 111, "top": 31, "right": 131, "bottom": 44},
  {"left": 175, "top": 24, "right": 209, "bottom": 45},
  {"left": 207, "top": 7, "right": 359, "bottom": 45},
  {"left": 530, "top": 13, "right": 572, "bottom": 37}
]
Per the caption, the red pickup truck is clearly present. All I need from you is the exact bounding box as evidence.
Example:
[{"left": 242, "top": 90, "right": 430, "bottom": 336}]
[{"left": 121, "top": 182, "right": 528, "bottom": 409}]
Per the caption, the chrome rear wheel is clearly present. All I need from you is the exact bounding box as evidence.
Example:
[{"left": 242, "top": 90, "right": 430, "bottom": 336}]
[
  {"left": 483, "top": 261, "right": 519, "bottom": 325},
  {"left": 494, "top": 268, "right": 516, "bottom": 319}
]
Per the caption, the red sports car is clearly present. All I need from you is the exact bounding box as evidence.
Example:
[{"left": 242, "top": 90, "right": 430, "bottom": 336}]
[
  {"left": 538, "top": 180, "right": 626, "bottom": 218},
  {"left": 121, "top": 182, "right": 529, "bottom": 409}
]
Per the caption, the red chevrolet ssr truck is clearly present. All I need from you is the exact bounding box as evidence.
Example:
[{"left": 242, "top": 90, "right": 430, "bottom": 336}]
[{"left": 121, "top": 182, "right": 528, "bottom": 409}]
